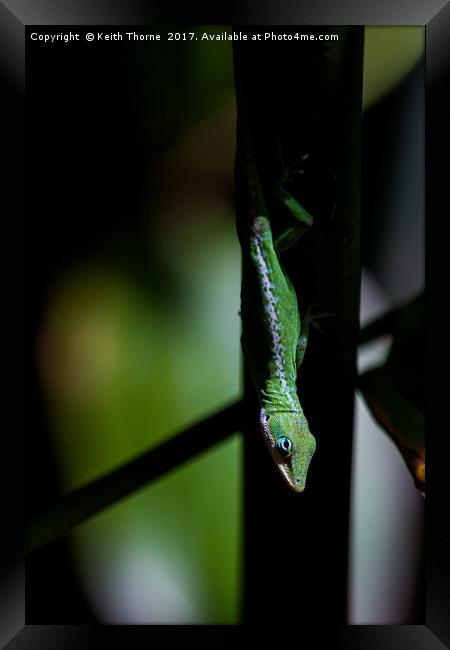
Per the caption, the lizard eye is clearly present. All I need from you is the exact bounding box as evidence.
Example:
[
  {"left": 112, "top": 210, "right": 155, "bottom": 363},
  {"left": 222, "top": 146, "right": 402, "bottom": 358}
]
[{"left": 276, "top": 436, "right": 292, "bottom": 456}]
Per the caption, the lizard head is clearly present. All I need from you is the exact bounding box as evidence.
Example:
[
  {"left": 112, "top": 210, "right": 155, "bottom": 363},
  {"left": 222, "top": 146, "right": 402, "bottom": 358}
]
[{"left": 260, "top": 409, "right": 316, "bottom": 493}]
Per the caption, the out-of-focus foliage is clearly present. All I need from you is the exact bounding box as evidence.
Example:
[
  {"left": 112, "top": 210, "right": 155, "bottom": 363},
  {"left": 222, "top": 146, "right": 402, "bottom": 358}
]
[
  {"left": 122, "top": 26, "right": 235, "bottom": 155},
  {"left": 363, "top": 27, "right": 424, "bottom": 111},
  {"left": 37, "top": 30, "right": 241, "bottom": 623},
  {"left": 39, "top": 209, "right": 243, "bottom": 622}
]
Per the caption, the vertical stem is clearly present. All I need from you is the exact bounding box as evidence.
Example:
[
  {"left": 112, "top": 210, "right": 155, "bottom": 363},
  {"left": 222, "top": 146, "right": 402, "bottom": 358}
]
[{"left": 233, "top": 28, "right": 363, "bottom": 624}]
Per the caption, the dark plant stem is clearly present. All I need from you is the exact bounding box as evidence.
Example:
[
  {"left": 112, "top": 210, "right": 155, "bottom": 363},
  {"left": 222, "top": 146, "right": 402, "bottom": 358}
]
[
  {"left": 233, "top": 27, "right": 363, "bottom": 625},
  {"left": 27, "top": 401, "right": 243, "bottom": 553}
]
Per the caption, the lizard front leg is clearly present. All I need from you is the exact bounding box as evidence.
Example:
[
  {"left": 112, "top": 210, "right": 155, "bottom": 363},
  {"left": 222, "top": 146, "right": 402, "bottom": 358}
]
[
  {"left": 273, "top": 191, "right": 313, "bottom": 254},
  {"left": 272, "top": 140, "right": 314, "bottom": 254}
]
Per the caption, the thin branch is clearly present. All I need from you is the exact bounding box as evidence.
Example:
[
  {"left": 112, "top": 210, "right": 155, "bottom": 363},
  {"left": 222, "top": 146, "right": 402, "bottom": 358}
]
[
  {"left": 358, "top": 291, "right": 423, "bottom": 345},
  {"left": 358, "top": 309, "right": 396, "bottom": 344},
  {"left": 28, "top": 313, "right": 388, "bottom": 556},
  {"left": 27, "top": 400, "right": 243, "bottom": 554}
]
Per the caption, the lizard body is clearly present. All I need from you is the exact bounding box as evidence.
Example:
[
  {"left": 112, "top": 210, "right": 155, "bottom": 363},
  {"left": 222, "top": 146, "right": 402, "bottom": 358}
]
[{"left": 237, "top": 129, "right": 317, "bottom": 492}]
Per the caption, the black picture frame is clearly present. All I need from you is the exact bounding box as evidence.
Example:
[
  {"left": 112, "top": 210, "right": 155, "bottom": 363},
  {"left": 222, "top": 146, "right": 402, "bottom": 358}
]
[{"left": 3, "top": 1, "right": 448, "bottom": 647}]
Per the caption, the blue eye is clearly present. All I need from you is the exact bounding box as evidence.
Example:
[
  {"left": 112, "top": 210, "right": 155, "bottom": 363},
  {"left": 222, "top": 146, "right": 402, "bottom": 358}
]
[{"left": 276, "top": 436, "right": 292, "bottom": 456}]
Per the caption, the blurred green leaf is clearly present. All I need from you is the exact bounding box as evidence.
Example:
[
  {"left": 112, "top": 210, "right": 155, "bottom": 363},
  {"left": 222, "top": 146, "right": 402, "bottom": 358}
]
[
  {"left": 122, "top": 27, "right": 235, "bottom": 156},
  {"left": 363, "top": 27, "right": 424, "bottom": 111}
]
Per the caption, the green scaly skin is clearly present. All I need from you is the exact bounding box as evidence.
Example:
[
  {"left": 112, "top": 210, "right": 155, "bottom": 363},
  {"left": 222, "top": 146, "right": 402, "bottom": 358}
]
[{"left": 237, "top": 129, "right": 317, "bottom": 493}]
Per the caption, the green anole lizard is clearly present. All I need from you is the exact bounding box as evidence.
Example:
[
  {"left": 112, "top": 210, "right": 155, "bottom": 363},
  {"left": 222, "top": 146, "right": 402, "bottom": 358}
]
[{"left": 236, "top": 122, "right": 326, "bottom": 493}]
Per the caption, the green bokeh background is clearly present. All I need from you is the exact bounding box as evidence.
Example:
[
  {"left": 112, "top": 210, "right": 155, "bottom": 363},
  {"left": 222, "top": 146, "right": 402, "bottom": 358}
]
[{"left": 35, "top": 27, "right": 423, "bottom": 623}]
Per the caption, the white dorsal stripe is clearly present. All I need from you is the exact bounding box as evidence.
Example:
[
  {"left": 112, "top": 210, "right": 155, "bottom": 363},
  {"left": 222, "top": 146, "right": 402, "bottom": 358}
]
[{"left": 253, "top": 232, "right": 297, "bottom": 412}]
